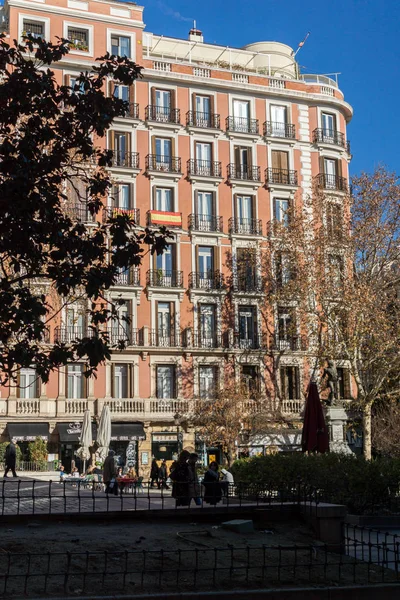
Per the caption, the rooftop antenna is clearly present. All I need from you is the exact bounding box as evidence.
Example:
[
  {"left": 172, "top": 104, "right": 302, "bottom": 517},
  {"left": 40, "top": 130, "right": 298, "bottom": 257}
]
[
  {"left": 193, "top": 20, "right": 196, "bottom": 30},
  {"left": 293, "top": 32, "right": 310, "bottom": 57}
]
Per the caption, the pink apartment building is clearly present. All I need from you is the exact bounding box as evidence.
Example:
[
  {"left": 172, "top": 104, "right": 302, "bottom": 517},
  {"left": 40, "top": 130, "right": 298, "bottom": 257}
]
[{"left": 0, "top": 0, "right": 354, "bottom": 473}]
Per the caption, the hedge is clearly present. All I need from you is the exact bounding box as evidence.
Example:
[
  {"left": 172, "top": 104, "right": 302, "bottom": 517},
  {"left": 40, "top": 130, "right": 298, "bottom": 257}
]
[{"left": 231, "top": 453, "right": 400, "bottom": 515}]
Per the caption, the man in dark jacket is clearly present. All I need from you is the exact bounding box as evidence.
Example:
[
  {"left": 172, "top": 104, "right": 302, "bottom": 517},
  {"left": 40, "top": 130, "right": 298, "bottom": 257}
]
[{"left": 4, "top": 441, "right": 18, "bottom": 478}]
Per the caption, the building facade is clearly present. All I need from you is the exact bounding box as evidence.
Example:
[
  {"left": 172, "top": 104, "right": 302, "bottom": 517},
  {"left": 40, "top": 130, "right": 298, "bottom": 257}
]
[{"left": 0, "top": 0, "right": 354, "bottom": 473}]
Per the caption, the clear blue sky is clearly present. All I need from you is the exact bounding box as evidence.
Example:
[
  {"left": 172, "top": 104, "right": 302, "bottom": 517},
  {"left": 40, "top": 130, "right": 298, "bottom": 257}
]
[{"left": 142, "top": 0, "right": 400, "bottom": 176}]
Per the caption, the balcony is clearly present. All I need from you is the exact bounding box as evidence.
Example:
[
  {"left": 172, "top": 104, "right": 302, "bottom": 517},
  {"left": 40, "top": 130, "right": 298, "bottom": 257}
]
[
  {"left": 229, "top": 217, "right": 262, "bottom": 236},
  {"left": 108, "top": 207, "right": 140, "bottom": 224},
  {"left": 226, "top": 116, "right": 259, "bottom": 135},
  {"left": 187, "top": 159, "right": 222, "bottom": 179},
  {"left": 54, "top": 326, "right": 95, "bottom": 343},
  {"left": 188, "top": 213, "right": 223, "bottom": 233},
  {"left": 315, "top": 173, "right": 348, "bottom": 192},
  {"left": 270, "top": 334, "right": 307, "bottom": 352},
  {"left": 145, "top": 105, "right": 180, "bottom": 125},
  {"left": 66, "top": 204, "right": 96, "bottom": 224},
  {"left": 232, "top": 274, "right": 263, "bottom": 293},
  {"left": 145, "top": 154, "right": 181, "bottom": 175},
  {"left": 110, "top": 151, "right": 139, "bottom": 169},
  {"left": 190, "top": 330, "right": 224, "bottom": 349},
  {"left": 263, "top": 121, "right": 296, "bottom": 139},
  {"left": 113, "top": 267, "right": 140, "bottom": 287},
  {"left": 149, "top": 330, "right": 181, "bottom": 348},
  {"left": 186, "top": 111, "right": 220, "bottom": 129},
  {"left": 146, "top": 270, "right": 183, "bottom": 288},
  {"left": 108, "top": 326, "right": 139, "bottom": 346},
  {"left": 313, "top": 128, "right": 350, "bottom": 152},
  {"left": 189, "top": 271, "right": 224, "bottom": 291},
  {"left": 265, "top": 168, "right": 298, "bottom": 186},
  {"left": 233, "top": 331, "right": 264, "bottom": 350},
  {"left": 227, "top": 164, "right": 261, "bottom": 183},
  {"left": 147, "top": 210, "right": 182, "bottom": 228},
  {"left": 121, "top": 102, "right": 139, "bottom": 119}
]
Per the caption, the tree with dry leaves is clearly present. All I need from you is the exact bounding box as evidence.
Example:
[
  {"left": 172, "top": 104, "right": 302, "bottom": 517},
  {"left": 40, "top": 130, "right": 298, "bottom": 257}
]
[{"left": 372, "top": 401, "right": 400, "bottom": 458}]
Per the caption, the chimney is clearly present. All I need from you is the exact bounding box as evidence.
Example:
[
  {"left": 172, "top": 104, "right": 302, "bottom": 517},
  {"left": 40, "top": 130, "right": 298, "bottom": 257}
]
[{"left": 189, "top": 21, "right": 203, "bottom": 43}]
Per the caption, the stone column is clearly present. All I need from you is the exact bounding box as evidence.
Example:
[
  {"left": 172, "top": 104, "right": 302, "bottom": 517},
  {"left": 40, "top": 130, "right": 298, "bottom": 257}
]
[{"left": 325, "top": 406, "right": 352, "bottom": 454}]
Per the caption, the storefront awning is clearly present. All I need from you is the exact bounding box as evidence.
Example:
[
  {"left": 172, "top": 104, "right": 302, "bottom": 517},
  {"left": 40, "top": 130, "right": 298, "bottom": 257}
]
[
  {"left": 111, "top": 423, "right": 145, "bottom": 441},
  {"left": 57, "top": 422, "right": 97, "bottom": 443},
  {"left": 8, "top": 422, "right": 49, "bottom": 442}
]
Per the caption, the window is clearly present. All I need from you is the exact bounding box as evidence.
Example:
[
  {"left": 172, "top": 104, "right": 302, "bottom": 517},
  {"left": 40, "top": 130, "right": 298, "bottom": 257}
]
[
  {"left": 271, "top": 150, "right": 289, "bottom": 174},
  {"left": 233, "top": 100, "right": 250, "bottom": 131},
  {"left": 242, "top": 366, "right": 259, "bottom": 398},
  {"left": 113, "top": 85, "right": 130, "bottom": 102},
  {"left": 156, "top": 244, "right": 173, "bottom": 272},
  {"left": 154, "top": 137, "right": 172, "bottom": 169},
  {"left": 275, "top": 253, "right": 295, "bottom": 287},
  {"left": 22, "top": 20, "right": 44, "bottom": 39},
  {"left": 66, "top": 308, "right": 85, "bottom": 338},
  {"left": 235, "top": 195, "right": 254, "bottom": 232},
  {"left": 111, "top": 34, "right": 131, "bottom": 57},
  {"left": 67, "top": 26, "right": 89, "bottom": 51},
  {"left": 194, "top": 95, "right": 211, "bottom": 126},
  {"left": 326, "top": 203, "right": 343, "bottom": 239},
  {"left": 321, "top": 112, "right": 337, "bottom": 138},
  {"left": 329, "top": 255, "right": 343, "bottom": 289},
  {"left": 277, "top": 307, "right": 295, "bottom": 350},
  {"left": 111, "top": 300, "right": 130, "bottom": 342},
  {"left": 154, "top": 89, "right": 171, "bottom": 121},
  {"left": 156, "top": 365, "right": 175, "bottom": 399},
  {"left": 270, "top": 105, "right": 287, "bottom": 136},
  {"left": 323, "top": 158, "right": 338, "bottom": 188},
  {"left": 337, "top": 367, "right": 351, "bottom": 400},
  {"left": 19, "top": 368, "right": 38, "bottom": 399},
  {"left": 239, "top": 306, "right": 256, "bottom": 348},
  {"left": 197, "top": 246, "right": 214, "bottom": 278},
  {"left": 273, "top": 198, "right": 291, "bottom": 226},
  {"left": 67, "top": 364, "right": 85, "bottom": 399},
  {"left": 199, "top": 366, "right": 217, "bottom": 399},
  {"left": 113, "top": 184, "right": 131, "bottom": 210},
  {"left": 199, "top": 304, "right": 216, "bottom": 348},
  {"left": 113, "top": 364, "right": 129, "bottom": 398},
  {"left": 155, "top": 187, "right": 173, "bottom": 212},
  {"left": 280, "top": 366, "right": 300, "bottom": 400},
  {"left": 237, "top": 248, "right": 257, "bottom": 291},
  {"left": 157, "top": 302, "right": 172, "bottom": 346},
  {"left": 113, "top": 132, "right": 129, "bottom": 163},
  {"left": 233, "top": 146, "right": 252, "bottom": 178}
]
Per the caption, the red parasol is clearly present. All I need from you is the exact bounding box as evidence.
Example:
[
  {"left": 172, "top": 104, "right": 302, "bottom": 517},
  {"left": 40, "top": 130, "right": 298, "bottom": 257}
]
[{"left": 301, "top": 382, "right": 329, "bottom": 453}]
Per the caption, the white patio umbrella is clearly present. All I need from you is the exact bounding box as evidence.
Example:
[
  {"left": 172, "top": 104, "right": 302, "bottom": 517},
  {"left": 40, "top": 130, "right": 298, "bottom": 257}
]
[
  {"left": 77, "top": 408, "right": 92, "bottom": 473},
  {"left": 96, "top": 404, "right": 111, "bottom": 462}
]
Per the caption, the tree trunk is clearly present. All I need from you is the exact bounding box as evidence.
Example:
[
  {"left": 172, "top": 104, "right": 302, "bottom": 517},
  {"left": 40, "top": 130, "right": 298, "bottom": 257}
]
[{"left": 363, "top": 403, "right": 373, "bottom": 460}]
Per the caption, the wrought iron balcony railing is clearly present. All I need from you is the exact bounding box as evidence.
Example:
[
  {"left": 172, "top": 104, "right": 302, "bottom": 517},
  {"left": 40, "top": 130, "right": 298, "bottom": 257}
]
[
  {"left": 313, "top": 128, "right": 348, "bottom": 149},
  {"left": 55, "top": 326, "right": 95, "bottom": 343},
  {"left": 187, "top": 159, "right": 222, "bottom": 178},
  {"left": 189, "top": 271, "right": 224, "bottom": 291},
  {"left": 145, "top": 154, "right": 181, "bottom": 174},
  {"left": 145, "top": 105, "right": 180, "bottom": 124},
  {"left": 191, "top": 331, "right": 224, "bottom": 349},
  {"left": 113, "top": 267, "right": 140, "bottom": 287},
  {"left": 266, "top": 168, "right": 298, "bottom": 186},
  {"left": 186, "top": 111, "right": 220, "bottom": 129},
  {"left": 228, "top": 217, "right": 262, "bottom": 236},
  {"left": 227, "top": 164, "right": 261, "bottom": 182},
  {"left": 226, "top": 116, "right": 259, "bottom": 135},
  {"left": 188, "top": 213, "right": 223, "bottom": 233},
  {"left": 270, "top": 334, "right": 307, "bottom": 352},
  {"left": 121, "top": 102, "right": 139, "bottom": 119},
  {"left": 108, "top": 326, "right": 138, "bottom": 346},
  {"left": 315, "top": 173, "right": 348, "bottom": 191},
  {"left": 66, "top": 205, "right": 96, "bottom": 223},
  {"left": 110, "top": 151, "right": 139, "bottom": 169},
  {"left": 233, "top": 331, "right": 264, "bottom": 350},
  {"left": 146, "top": 270, "right": 183, "bottom": 288},
  {"left": 149, "top": 330, "right": 180, "bottom": 348},
  {"left": 263, "top": 121, "right": 296, "bottom": 139},
  {"left": 232, "top": 274, "right": 263, "bottom": 293}
]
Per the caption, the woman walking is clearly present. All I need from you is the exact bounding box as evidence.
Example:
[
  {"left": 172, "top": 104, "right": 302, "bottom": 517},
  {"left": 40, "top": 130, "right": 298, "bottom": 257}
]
[
  {"left": 170, "top": 450, "right": 191, "bottom": 506},
  {"left": 150, "top": 458, "right": 160, "bottom": 488},
  {"left": 203, "top": 461, "right": 222, "bottom": 506}
]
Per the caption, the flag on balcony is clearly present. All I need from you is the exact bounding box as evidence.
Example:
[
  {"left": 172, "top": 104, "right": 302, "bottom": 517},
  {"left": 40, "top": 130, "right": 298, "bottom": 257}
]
[
  {"left": 301, "top": 382, "right": 329, "bottom": 453},
  {"left": 149, "top": 210, "right": 182, "bottom": 227}
]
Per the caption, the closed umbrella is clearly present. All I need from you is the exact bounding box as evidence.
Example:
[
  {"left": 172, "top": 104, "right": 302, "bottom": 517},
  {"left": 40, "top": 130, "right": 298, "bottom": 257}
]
[
  {"left": 301, "top": 382, "right": 329, "bottom": 453},
  {"left": 96, "top": 404, "right": 111, "bottom": 462},
  {"left": 77, "top": 408, "right": 92, "bottom": 472}
]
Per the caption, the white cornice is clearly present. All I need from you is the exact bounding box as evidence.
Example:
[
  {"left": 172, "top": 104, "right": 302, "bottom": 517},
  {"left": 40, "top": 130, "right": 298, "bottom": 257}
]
[{"left": 7, "top": 0, "right": 145, "bottom": 29}]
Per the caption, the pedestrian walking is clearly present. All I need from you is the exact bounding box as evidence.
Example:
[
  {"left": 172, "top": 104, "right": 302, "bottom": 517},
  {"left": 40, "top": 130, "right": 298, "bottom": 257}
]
[
  {"left": 103, "top": 449, "right": 118, "bottom": 495},
  {"left": 203, "top": 461, "right": 222, "bottom": 505},
  {"left": 170, "top": 450, "right": 191, "bottom": 506},
  {"left": 150, "top": 458, "right": 160, "bottom": 488},
  {"left": 220, "top": 468, "right": 234, "bottom": 497},
  {"left": 3, "top": 440, "right": 18, "bottom": 478},
  {"left": 159, "top": 460, "right": 169, "bottom": 489},
  {"left": 188, "top": 453, "right": 201, "bottom": 505}
]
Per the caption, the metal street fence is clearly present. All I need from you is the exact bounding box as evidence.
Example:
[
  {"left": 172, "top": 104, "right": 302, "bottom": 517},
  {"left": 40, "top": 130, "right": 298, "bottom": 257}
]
[
  {"left": 0, "top": 479, "right": 306, "bottom": 516},
  {"left": 0, "top": 541, "right": 399, "bottom": 597},
  {"left": 344, "top": 524, "right": 400, "bottom": 569}
]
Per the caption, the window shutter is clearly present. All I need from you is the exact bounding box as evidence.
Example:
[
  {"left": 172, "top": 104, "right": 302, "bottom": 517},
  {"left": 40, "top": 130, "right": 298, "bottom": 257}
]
[
  {"left": 151, "top": 87, "right": 156, "bottom": 105},
  {"left": 246, "top": 148, "right": 252, "bottom": 167},
  {"left": 170, "top": 89, "right": 176, "bottom": 109},
  {"left": 280, "top": 367, "right": 287, "bottom": 399},
  {"left": 171, "top": 137, "right": 175, "bottom": 158},
  {"left": 319, "top": 155, "right": 325, "bottom": 174},
  {"left": 234, "top": 146, "right": 241, "bottom": 166},
  {"left": 271, "top": 150, "right": 280, "bottom": 170},
  {"left": 337, "top": 159, "right": 342, "bottom": 176},
  {"left": 151, "top": 136, "right": 156, "bottom": 156},
  {"left": 109, "top": 81, "right": 116, "bottom": 98},
  {"left": 129, "top": 83, "right": 135, "bottom": 103},
  {"left": 111, "top": 363, "right": 115, "bottom": 398},
  {"left": 209, "top": 94, "right": 215, "bottom": 116},
  {"left": 280, "top": 151, "right": 289, "bottom": 171},
  {"left": 192, "top": 92, "right": 197, "bottom": 113},
  {"left": 295, "top": 367, "right": 300, "bottom": 399}
]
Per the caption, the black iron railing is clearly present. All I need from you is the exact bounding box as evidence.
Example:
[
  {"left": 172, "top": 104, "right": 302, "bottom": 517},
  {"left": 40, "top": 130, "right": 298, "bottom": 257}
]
[
  {"left": 270, "top": 334, "right": 307, "bottom": 352},
  {"left": 146, "top": 270, "right": 183, "bottom": 288},
  {"left": 191, "top": 331, "right": 224, "bottom": 349},
  {"left": 187, "top": 159, "right": 222, "bottom": 178},
  {"left": 315, "top": 173, "right": 348, "bottom": 191},
  {"left": 265, "top": 168, "right": 298, "bottom": 186},
  {"left": 145, "top": 105, "right": 180, "bottom": 124},
  {"left": 264, "top": 121, "right": 296, "bottom": 139},
  {"left": 54, "top": 326, "right": 94, "bottom": 343},
  {"left": 232, "top": 274, "right": 263, "bottom": 293},
  {"left": 313, "top": 128, "right": 347, "bottom": 148},
  {"left": 149, "top": 329, "right": 180, "bottom": 347},
  {"left": 113, "top": 267, "right": 140, "bottom": 287},
  {"left": 120, "top": 102, "right": 139, "bottom": 119},
  {"left": 186, "top": 111, "right": 220, "bottom": 129},
  {"left": 189, "top": 271, "right": 224, "bottom": 290},
  {"left": 110, "top": 151, "right": 139, "bottom": 169},
  {"left": 188, "top": 214, "right": 223, "bottom": 233},
  {"left": 108, "top": 326, "right": 138, "bottom": 346},
  {"left": 233, "top": 331, "right": 264, "bottom": 349},
  {"left": 226, "top": 116, "right": 259, "bottom": 134},
  {"left": 145, "top": 154, "right": 181, "bottom": 173},
  {"left": 229, "top": 217, "right": 262, "bottom": 236},
  {"left": 227, "top": 164, "right": 261, "bottom": 181},
  {"left": 66, "top": 204, "right": 96, "bottom": 223}
]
